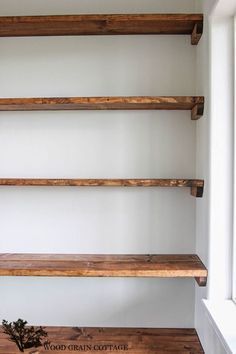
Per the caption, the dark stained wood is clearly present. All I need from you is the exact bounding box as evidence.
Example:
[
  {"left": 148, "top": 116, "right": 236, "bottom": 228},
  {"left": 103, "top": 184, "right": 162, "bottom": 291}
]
[
  {"left": 195, "top": 276, "right": 207, "bottom": 287},
  {"left": 191, "top": 103, "right": 204, "bottom": 120},
  {"left": 191, "top": 185, "right": 204, "bottom": 198},
  {"left": 0, "top": 14, "right": 203, "bottom": 44},
  {"left": 0, "top": 178, "right": 204, "bottom": 197},
  {"left": 0, "top": 327, "right": 204, "bottom": 353},
  {"left": 191, "top": 23, "right": 203, "bottom": 45},
  {"left": 0, "top": 96, "right": 204, "bottom": 118},
  {"left": 0, "top": 254, "right": 207, "bottom": 285}
]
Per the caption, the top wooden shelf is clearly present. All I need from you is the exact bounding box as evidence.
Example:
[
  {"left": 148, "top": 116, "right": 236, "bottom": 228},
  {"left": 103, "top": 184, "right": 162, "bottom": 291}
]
[{"left": 0, "top": 14, "right": 203, "bottom": 44}]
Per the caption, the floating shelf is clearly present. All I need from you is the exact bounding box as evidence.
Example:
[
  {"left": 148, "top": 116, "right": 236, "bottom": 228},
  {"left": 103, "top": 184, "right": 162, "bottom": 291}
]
[
  {"left": 0, "top": 14, "right": 203, "bottom": 44},
  {"left": 0, "top": 178, "right": 204, "bottom": 197},
  {"left": 0, "top": 254, "right": 207, "bottom": 286},
  {"left": 0, "top": 96, "right": 204, "bottom": 119},
  {"left": 0, "top": 326, "right": 204, "bottom": 353}
]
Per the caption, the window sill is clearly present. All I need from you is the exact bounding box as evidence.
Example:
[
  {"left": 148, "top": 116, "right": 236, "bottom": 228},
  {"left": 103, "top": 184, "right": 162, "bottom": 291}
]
[{"left": 203, "top": 300, "right": 236, "bottom": 354}]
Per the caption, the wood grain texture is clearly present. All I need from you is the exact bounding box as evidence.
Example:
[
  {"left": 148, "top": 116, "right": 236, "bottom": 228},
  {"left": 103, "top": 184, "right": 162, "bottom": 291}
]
[
  {"left": 0, "top": 254, "right": 207, "bottom": 285},
  {"left": 0, "top": 179, "right": 204, "bottom": 197},
  {"left": 0, "top": 14, "right": 203, "bottom": 44},
  {"left": 0, "top": 178, "right": 204, "bottom": 188},
  {"left": 0, "top": 96, "right": 204, "bottom": 117},
  {"left": 0, "top": 327, "right": 204, "bottom": 353}
]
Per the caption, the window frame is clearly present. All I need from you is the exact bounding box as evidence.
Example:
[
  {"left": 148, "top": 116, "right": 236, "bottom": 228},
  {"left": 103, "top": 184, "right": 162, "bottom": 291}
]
[{"left": 233, "top": 15, "right": 236, "bottom": 304}]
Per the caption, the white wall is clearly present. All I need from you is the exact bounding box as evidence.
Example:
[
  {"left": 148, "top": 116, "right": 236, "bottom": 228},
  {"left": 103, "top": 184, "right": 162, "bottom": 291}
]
[{"left": 0, "top": 0, "right": 198, "bottom": 327}]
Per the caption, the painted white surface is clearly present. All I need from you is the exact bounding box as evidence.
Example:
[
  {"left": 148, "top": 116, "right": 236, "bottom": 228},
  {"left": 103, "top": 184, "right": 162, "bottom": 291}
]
[
  {"left": 213, "top": 0, "right": 236, "bottom": 18},
  {"left": 204, "top": 300, "right": 236, "bottom": 354},
  {"left": 196, "top": 294, "right": 231, "bottom": 354},
  {"left": 207, "top": 16, "right": 234, "bottom": 301},
  {"left": 195, "top": 0, "right": 235, "bottom": 353},
  {"left": 0, "top": 0, "right": 198, "bottom": 327},
  {"left": 0, "top": 0, "right": 199, "bottom": 16},
  {"left": 232, "top": 15, "right": 236, "bottom": 307}
]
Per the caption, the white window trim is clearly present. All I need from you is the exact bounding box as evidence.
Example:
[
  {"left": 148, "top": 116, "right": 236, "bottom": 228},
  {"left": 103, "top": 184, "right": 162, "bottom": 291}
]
[
  {"left": 203, "top": 300, "right": 236, "bottom": 354},
  {"left": 201, "top": 2, "right": 236, "bottom": 353},
  {"left": 208, "top": 11, "right": 234, "bottom": 303},
  {"left": 233, "top": 15, "right": 236, "bottom": 304}
]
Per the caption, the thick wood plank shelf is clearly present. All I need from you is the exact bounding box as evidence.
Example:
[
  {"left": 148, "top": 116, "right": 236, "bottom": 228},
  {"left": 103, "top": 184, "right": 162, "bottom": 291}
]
[
  {"left": 0, "top": 254, "right": 207, "bottom": 286},
  {"left": 0, "top": 14, "right": 203, "bottom": 44},
  {"left": 0, "top": 96, "right": 204, "bottom": 119},
  {"left": 0, "top": 178, "right": 204, "bottom": 197},
  {"left": 0, "top": 326, "right": 204, "bottom": 353}
]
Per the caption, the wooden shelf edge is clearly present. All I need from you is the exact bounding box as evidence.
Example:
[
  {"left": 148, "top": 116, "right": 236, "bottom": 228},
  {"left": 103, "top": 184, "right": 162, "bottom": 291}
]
[
  {"left": 0, "top": 178, "right": 204, "bottom": 197},
  {"left": 0, "top": 254, "right": 208, "bottom": 286},
  {"left": 0, "top": 14, "right": 203, "bottom": 44},
  {"left": 0, "top": 96, "right": 204, "bottom": 117},
  {"left": 0, "top": 327, "right": 204, "bottom": 353}
]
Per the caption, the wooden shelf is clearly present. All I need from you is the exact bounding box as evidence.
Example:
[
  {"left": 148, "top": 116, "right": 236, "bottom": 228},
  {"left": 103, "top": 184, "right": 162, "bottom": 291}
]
[
  {"left": 0, "top": 96, "right": 204, "bottom": 119},
  {"left": 0, "top": 326, "right": 204, "bottom": 353},
  {"left": 0, "top": 254, "right": 207, "bottom": 286},
  {"left": 0, "top": 178, "right": 204, "bottom": 197},
  {"left": 0, "top": 14, "right": 203, "bottom": 44}
]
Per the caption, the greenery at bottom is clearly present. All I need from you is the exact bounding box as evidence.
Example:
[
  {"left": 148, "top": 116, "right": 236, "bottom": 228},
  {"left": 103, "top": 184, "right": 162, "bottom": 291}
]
[{"left": 2, "top": 318, "right": 48, "bottom": 352}]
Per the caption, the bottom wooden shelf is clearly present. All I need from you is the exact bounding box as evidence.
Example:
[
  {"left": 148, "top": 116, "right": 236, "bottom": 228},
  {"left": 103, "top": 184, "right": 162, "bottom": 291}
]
[
  {"left": 0, "top": 326, "right": 204, "bottom": 353},
  {"left": 0, "top": 254, "right": 207, "bottom": 286}
]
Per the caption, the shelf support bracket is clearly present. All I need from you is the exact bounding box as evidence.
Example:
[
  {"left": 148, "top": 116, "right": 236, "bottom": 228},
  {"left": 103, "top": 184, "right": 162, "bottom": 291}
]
[
  {"left": 191, "top": 186, "right": 204, "bottom": 198},
  {"left": 195, "top": 276, "right": 207, "bottom": 286},
  {"left": 191, "top": 23, "right": 203, "bottom": 45},
  {"left": 191, "top": 103, "right": 204, "bottom": 120}
]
